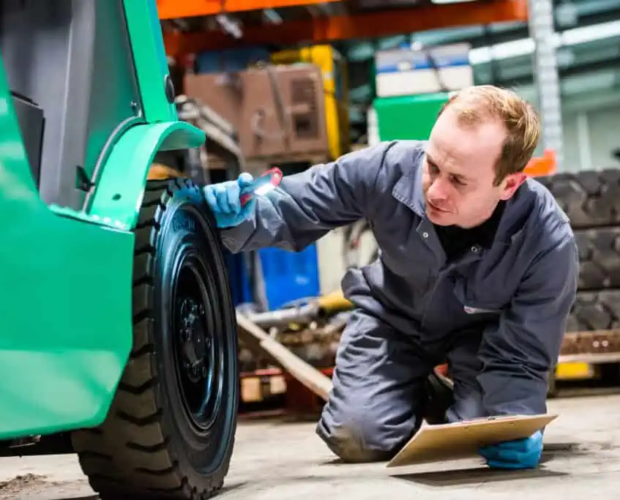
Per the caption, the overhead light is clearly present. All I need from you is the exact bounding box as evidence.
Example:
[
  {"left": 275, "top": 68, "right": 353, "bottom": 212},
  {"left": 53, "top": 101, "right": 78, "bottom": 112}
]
[
  {"left": 263, "top": 9, "right": 283, "bottom": 24},
  {"left": 469, "top": 19, "right": 620, "bottom": 64},
  {"left": 215, "top": 14, "right": 243, "bottom": 39},
  {"left": 561, "top": 19, "right": 620, "bottom": 44}
]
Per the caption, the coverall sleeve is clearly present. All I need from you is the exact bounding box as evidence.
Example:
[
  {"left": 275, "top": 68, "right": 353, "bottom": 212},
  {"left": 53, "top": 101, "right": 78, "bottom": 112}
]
[
  {"left": 219, "top": 142, "right": 393, "bottom": 254},
  {"left": 476, "top": 223, "right": 579, "bottom": 416}
]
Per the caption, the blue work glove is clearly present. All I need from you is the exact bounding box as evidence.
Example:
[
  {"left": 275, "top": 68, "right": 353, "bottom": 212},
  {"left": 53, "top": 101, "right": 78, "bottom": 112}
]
[
  {"left": 203, "top": 173, "right": 256, "bottom": 228},
  {"left": 478, "top": 430, "right": 543, "bottom": 470}
]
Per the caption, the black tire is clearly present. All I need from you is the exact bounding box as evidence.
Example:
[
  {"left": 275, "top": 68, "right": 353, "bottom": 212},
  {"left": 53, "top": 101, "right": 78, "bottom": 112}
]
[
  {"left": 537, "top": 169, "right": 620, "bottom": 229},
  {"left": 576, "top": 228, "right": 620, "bottom": 290},
  {"left": 71, "top": 178, "right": 239, "bottom": 499},
  {"left": 567, "top": 290, "right": 620, "bottom": 332}
]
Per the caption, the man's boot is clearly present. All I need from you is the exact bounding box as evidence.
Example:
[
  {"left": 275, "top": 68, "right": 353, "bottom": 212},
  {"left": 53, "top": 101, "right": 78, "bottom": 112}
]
[{"left": 422, "top": 368, "right": 454, "bottom": 425}]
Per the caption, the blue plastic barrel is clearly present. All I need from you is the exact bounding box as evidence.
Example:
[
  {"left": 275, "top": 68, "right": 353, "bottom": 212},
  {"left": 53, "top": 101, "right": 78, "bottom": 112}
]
[{"left": 257, "top": 244, "right": 320, "bottom": 310}]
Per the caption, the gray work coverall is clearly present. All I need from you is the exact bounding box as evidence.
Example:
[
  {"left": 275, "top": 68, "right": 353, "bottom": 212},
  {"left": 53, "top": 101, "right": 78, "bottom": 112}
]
[{"left": 221, "top": 140, "right": 579, "bottom": 462}]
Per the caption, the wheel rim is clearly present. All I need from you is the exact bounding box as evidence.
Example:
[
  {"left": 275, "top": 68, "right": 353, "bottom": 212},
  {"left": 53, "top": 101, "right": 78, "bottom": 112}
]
[{"left": 172, "top": 248, "right": 224, "bottom": 431}]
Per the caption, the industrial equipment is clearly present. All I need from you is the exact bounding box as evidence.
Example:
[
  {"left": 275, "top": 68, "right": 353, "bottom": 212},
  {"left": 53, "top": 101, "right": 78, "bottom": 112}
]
[
  {"left": 270, "top": 45, "right": 350, "bottom": 163},
  {"left": 184, "top": 64, "right": 326, "bottom": 166},
  {"left": 153, "top": 93, "right": 244, "bottom": 185},
  {"left": 182, "top": 45, "right": 349, "bottom": 168},
  {"left": 0, "top": 2, "right": 238, "bottom": 499}
]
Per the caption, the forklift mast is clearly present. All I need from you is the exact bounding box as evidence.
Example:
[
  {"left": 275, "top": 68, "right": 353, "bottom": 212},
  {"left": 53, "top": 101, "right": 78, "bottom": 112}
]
[{"left": 0, "top": 0, "right": 205, "bottom": 438}]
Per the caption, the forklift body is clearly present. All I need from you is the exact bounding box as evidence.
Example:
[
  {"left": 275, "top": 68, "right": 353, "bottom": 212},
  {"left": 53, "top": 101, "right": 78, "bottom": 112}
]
[
  {"left": 0, "top": 0, "right": 202, "bottom": 438},
  {"left": 0, "top": 2, "right": 238, "bottom": 498}
]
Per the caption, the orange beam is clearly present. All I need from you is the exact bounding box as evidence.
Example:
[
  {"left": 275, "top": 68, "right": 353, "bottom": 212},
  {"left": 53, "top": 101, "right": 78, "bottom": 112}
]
[
  {"left": 157, "top": 0, "right": 341, "bottom": 19},
  {"left": 163, "top": 0, "right": 528, "bottom": 56}
]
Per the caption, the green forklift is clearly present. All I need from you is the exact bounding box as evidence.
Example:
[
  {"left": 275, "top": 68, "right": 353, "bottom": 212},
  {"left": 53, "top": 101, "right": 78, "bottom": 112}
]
[{"left": 0, "top": 1, "right": 239, "bottom": 499}]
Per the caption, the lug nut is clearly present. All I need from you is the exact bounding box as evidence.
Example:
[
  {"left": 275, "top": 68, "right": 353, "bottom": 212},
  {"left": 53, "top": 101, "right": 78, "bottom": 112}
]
[{"left": 181, "top": 328, "right": 191, "bottom": 342}]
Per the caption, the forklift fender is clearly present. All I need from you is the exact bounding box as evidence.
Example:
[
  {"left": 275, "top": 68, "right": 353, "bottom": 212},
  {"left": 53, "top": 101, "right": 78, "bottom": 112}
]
[{"left": 88, "top": 121, "right": 205, "bottom": 230}]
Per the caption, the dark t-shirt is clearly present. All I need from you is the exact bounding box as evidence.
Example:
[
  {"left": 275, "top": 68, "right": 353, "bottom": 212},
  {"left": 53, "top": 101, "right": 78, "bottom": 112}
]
[{"left": 433, "top": 201, "right": 506, "bottom": 262}]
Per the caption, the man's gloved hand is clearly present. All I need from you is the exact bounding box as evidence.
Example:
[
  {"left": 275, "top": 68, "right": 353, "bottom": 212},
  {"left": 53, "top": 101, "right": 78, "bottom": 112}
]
[
  {"left": 478, "top": 430, "right": 543, "bottom": 470},
  {"left": 203, "top": 173, "right": 256, "bottom": 228}
]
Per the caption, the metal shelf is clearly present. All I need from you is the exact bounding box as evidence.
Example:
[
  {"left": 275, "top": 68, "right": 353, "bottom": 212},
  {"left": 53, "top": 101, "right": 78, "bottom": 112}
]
[
  {"left": 159, "top": 0, "right": 528, "bottom": 56},
  {"left": 157, "top": 0, "right": 341, "bottom": 19}
]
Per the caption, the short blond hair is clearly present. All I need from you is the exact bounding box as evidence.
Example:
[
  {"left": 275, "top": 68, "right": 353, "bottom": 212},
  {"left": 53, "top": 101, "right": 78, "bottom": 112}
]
[{"left": 438, "top": 85, "right": 541, "bottom": 185}]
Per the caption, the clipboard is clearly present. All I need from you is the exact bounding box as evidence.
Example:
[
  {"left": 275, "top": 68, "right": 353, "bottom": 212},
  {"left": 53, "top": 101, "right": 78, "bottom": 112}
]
[{"left": 387, "top": 413, "right": 558, "bottom": 468}]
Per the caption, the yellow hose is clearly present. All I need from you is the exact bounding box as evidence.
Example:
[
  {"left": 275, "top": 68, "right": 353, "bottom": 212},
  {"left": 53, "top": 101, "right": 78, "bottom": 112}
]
[
  {"left": 317, "top": 289, "right": 353, "bottom": 312},
  {"left": 148, "top": 163, "right": 184, "bottom": 180}
]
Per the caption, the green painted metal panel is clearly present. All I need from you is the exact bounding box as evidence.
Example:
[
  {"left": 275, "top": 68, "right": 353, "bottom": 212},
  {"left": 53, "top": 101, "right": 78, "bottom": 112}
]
[
  {"left": 0, "top": 53, "right": 134, "bottom": 439},
  {"left": 87, "top": 121, "right": 205, "bottom": 230},
  {"left": 0, "top": 0, "right": 207, "bottom": 439},
  {"left": 373, "top": 92, "right": 450, "bottom": 141},
  {"left": 123, "top": 0, "right": 177, "bottom": 123},
  {"left": 80, "top": 0, "right": 207, "bottom": 232}
]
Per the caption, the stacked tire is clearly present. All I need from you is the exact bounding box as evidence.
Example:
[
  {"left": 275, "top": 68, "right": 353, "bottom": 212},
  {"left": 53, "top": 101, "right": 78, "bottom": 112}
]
[{"left": 538, "top": 169, "right": 620, "bottom": 335}]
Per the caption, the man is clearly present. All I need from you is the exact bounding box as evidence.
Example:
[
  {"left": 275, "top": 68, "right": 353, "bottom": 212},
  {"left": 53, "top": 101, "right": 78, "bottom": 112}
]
[{"left": 204, "top": 85, "right": 579, "bottom": 469}]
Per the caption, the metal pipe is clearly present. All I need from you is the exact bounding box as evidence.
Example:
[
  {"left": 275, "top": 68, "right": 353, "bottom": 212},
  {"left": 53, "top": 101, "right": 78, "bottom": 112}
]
[{"left": 243, "top": 302, "right": 321, "bottom": 328}]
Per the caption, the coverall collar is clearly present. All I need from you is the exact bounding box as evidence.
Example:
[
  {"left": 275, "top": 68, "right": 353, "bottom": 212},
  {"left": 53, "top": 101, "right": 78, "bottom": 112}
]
[
  {"left": 391, "top": 146, "right": 526, "bottom": 248},
  {"left": 391, "top": 146, "right": 427, "bottom": 218}
]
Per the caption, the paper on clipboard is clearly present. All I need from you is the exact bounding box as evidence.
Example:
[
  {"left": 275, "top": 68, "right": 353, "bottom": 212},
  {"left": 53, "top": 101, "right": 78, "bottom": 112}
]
[{"left": 387, "top": 413, "right": 558, "bottom": 468}]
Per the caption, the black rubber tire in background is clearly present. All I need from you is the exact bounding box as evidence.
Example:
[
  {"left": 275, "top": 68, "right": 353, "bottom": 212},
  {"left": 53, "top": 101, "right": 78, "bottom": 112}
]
[
  {"left": 567, "top": 290, "right": 620, "bottom": 332},
  {"left": 575, "top": 228, "right": 620, "bottom": 290},
  {"left": 71, "top": 179, "right": 239, "bottom": 499},
  {"left": 537, "top": 169, "right": 620, "bottom": 332},
  {"left": 537, "top": 169, "right": 620, "bottom": 229},
  {"left": 536, "top": 169, "right": 620, "bottom": 395}
]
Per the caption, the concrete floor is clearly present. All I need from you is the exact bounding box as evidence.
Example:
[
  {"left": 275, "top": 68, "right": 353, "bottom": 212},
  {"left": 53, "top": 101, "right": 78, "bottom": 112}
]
[{"left": 2, "top": 393, "right": 620, "bottom": 500}]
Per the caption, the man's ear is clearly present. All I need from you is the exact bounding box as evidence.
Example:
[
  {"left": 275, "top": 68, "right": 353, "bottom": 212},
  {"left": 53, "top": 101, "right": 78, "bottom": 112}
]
[{"left": 499, "top": 172, "right": 527, "bottom": 200}]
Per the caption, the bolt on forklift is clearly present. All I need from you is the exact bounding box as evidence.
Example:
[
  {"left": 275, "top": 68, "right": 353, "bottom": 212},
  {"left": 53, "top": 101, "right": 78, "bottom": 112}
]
[{"left": 0, "top": 1, "right": 239, "bottom": 498}]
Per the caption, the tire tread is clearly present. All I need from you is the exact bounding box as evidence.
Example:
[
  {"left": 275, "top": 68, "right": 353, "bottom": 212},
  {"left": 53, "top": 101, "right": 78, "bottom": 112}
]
[
  {"left": 71, "top": 179, "right": 230, "bottom": 500},
  {"left": 538, "top": 169, "right": 620, "bottom": 229},
  {"left": 575, "top": 227, "right": 620, "bottom": 290},
  {"left": 567, "top": 290, "right": 620, "bottom": 332}
]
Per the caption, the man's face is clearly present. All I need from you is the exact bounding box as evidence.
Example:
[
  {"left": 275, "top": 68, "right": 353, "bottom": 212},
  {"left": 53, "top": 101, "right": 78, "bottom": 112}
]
[{"left": 422, "top": 106, "right": 526, "bottom": 228}]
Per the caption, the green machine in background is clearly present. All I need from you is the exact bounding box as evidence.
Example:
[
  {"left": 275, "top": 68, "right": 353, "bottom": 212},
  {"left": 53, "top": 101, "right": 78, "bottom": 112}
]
[
  {"left": 0, "top": 1, "right": 238, "bottom": 499},
  {"left": 373, "top": 42, "right": 474, "bottom": 141},
  {"left": 373, "top": 92, "right": 450, "bottom": 141},
  {"left": 371, "top": 42, "right": 471, "bottom": 142}
]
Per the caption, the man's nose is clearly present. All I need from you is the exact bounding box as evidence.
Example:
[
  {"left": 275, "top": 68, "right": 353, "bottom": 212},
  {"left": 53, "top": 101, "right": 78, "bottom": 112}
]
[{"left": 427, "top": 177, "right": 450, "bottom": 200}]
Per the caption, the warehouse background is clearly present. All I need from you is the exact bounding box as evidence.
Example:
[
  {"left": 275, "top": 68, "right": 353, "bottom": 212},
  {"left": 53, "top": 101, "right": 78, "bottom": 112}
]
[
  {"left": 162, "top": 0, "right": 620, "bottom": 173},
  {"left": 157, "top": 0, "right": 620, "bottom": 409},
  {"left": 7, "top": 2, "right": 620, "bottom": 498},
  {"left": 342, "top": 3, "right": 620, "bottom": 170}
]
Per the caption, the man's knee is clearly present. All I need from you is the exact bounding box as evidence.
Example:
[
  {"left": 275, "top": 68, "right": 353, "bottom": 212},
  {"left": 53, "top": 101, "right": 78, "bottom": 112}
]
[
  {"left": 313, "top": 307, "right": 430, "bottom": 463},
  {"left": 315, "top": 410, "right": 408, "bottom": 463}
]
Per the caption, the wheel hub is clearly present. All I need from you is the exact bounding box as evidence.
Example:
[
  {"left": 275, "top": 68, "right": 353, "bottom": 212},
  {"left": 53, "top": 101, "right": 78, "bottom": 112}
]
[
  {"left": 172, "top": 250, "right": 224, "bottom": 431},
  {"left": 178, "top": 298, "right": 211, "bottom": 383}
]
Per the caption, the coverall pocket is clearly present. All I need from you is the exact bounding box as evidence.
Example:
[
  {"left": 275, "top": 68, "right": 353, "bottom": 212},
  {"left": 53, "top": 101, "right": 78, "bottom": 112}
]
[{"left": 452, "top": 274, "right": 506, "bottom": 317}]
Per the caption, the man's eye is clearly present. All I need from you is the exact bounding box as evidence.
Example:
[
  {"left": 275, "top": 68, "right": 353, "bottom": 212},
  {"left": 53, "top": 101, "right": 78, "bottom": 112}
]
[{"left": 451, "top": 175, "right": 466, "bottom": 186}]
